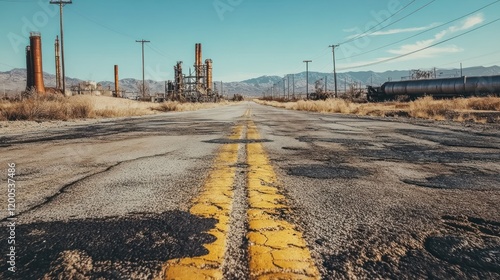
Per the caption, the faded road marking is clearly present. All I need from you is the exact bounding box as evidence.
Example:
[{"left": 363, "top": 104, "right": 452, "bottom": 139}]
[
  {"left": 246, "top": 120, "right": 320, "bottom": 279},
  {"left": 161, "top": 125, "right": 243, "bottom": 279}
]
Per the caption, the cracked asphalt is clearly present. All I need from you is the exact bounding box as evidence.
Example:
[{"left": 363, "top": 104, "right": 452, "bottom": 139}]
[{"left": 1, "top": 102, "right": 499, "bottom": 279}]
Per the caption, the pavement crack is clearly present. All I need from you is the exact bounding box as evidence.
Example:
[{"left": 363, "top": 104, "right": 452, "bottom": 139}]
[{"left": 2, "top": 152, "right": 173, "bottom": 222}]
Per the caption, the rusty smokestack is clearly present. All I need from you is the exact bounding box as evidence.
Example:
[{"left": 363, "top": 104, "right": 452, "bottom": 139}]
[
  {"left": 114, "top": 65, "right": 120, "bottom": 97},
  {"left": 55, "top": 36, "right": 61, "bottom": 90},
  {"left": 205, "top": 59, "right": 212, "bottom": 92},
  {"left": 195, "top": 43, "right": 201, "bottom": 68},
  {"left": 30, "top": 32, "right": 45, "bottom": 93},
  {"left": 195, "top": 43, "right": 202, "bottom": 84},
  {"left": 26, "top": 46, "right": 34, "bottom": 91}
]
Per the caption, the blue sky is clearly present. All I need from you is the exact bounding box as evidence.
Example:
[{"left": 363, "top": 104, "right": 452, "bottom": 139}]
[{"left": 1, "top": 0, "right": 500, "bottom": 82}]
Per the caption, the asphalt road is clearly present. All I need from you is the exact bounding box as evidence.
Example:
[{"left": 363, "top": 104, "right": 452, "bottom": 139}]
[{"left": 1, "top": 101, "right": 499, "bottom": 279}]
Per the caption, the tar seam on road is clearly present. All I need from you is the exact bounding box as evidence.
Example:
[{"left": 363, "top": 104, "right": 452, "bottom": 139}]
[
  {"left": 161, "top": 124, "right": 243, "bottom": 279},
  {"left": 222, "top": 122, "right": 250, "bottom": 279}
]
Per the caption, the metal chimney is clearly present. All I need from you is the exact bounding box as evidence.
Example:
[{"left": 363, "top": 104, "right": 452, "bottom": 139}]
[
  {"left": 195, "top": 43, "right": 202, "bottom": 84},
  {"left": 26, "top": 46, "right": 34, "bottom": 91},
  {"left": 30, "top": 32, "right": 45, "bottom": 93},
  {"left": 205, "top": 59, "right": 212, "bottom": 91},
  {"left": 114, "top": 65, "right": 120, "bottom": 97},
  {"left": 174, "top": 61, "right": 183, "bottom": 93}
]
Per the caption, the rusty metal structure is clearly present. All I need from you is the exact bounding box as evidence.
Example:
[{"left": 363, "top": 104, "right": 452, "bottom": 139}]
[
  {"left": 26, "top": 32, "right": 46, "bottom": 93},
  {"left": 169, "top": 43, "right": 220, "bottom": 102},
  {"left": 55, "top": 36, "right": 62, "bottom": 90},
  {"left": 114, "top": 65, "right": 120, "bottom": 97}
]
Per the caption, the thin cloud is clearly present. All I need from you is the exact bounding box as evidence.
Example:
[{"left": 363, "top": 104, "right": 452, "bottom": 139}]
[
  {"left": 344, "top": 23, "right": 439, "bottom": 39},
  {"left": 371, "top": 23, "right": 440, "bottom": 36},
  {"left": 388, "top": 14, "right": 484, "bottom": 56}
]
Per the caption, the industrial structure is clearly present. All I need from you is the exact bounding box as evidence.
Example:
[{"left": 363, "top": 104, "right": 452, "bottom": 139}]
[
  {"left": 167, "top": 43, "right": 220, "bottom": 102},
  {"left": 25, "top": 32, "right": 46, "bottom": 93},
  {"left": 367, "top": 75, "right": 500, "bottom": 101}
]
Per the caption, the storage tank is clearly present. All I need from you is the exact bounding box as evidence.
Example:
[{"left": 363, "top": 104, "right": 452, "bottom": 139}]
[{"left": 381, "top": 75, "right": 500, "bottom": 97}]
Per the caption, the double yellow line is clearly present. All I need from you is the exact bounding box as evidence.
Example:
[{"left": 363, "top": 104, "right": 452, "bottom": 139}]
[{"left": 161, "top": 109, "right": 319, "bottom": 279}]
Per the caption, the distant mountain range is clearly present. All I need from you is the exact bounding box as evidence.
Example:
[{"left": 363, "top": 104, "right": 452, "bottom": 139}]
[{"left": 2, "top": 66, "right": 500, "bottom": 97}]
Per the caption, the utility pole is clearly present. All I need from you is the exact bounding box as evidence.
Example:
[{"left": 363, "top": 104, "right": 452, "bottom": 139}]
[
  {"left": 287, "top": 74, "right": 290, "bottom": 100},
  {"left": 303, "top": 60, "right": 312, "bottom": 99},
  {"left": 54, "top": 36, "right": 61, "bottom": 90},
  {"left": 50, "top": 0, "right": 72, "bottom": 94},
  {"left": 136, "top": 39, "right": 150, "bottom": 98},
  {"left": 292, "top": 74, "right": 295, "bottom": 98},
  {"left": 325, "top": 75, "right": 327, "bottom": 93},
  {"left": 345, "top": 76, "right": 347, "bottom": 94},
  {"left": 329, "top": 44, "right": 339, "bottom": 98},
  {"left": 460, "top": 63, "right": 463, "bottom": 77}
]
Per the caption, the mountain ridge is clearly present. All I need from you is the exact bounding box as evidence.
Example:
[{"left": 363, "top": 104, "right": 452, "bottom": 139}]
[{"left": 2, "top": 66, "right": 500, "bottom": 97}]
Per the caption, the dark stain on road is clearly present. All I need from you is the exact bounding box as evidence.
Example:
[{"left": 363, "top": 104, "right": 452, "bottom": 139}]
[
  {"left": 403, "top": 173, "right": 500, "bottom": 190},
  {"left": 424, "top": 215, "right": 500, "bottom": 274},
  {"left": 402, "top": 166, "right": 500, "bottom": 190},
  {"left": 288, "top": 164, "right": 370, "bottom": 179},
  {"left": 397, "top": 129, "right": 500, "bottom": 150},
  {"left": 322, "top": 215, "right": 500, "bottom": 279},
  {"left": 282, "top": 146, "right": 308, "bottom": 151},
  {"left": 0, "top": 118, "right": 230, "bottom": 146},
  {"left": 297, "top": 136, "right": 376, "bottom": 147},
  {"left": 0, "top": 211, "right": 216, "bottom": 279},
  {"left": 203, "top": 138, "right": 273, "bottom": 144}
]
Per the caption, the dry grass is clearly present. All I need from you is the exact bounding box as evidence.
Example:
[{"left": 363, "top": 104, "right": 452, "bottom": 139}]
[
  {"left": 255, "top": 96, "right": 500, "bottom": 123},
  {"left": 154, "top": 100, "right": 233, "bottom": 112},
  {"left": 0, "top": 94, "right": 94, "bottom": 121},
  {"left": 0, "top": 94, "right": 234, "bottom": 121}
]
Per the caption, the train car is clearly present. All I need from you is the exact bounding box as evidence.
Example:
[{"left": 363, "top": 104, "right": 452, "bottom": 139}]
[{"left": 367, "top": 75, "right": 500, "bottom": 101}]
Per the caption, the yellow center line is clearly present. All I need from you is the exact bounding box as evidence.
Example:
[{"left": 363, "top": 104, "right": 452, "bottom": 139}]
[
  {"left": 161, "top": 108, "right": 320, "bottom": 279},
  {"left": 246, "top": 119, "right": 320, "bottom": 279},
  {"left": 161, "top": 125, "right": 243, "bottom": 279}
]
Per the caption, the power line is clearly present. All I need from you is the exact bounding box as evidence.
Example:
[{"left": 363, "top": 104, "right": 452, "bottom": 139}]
[
  {"left": 338, "top": 17, "right": 500, "bottom": 71},
  {"left": 68, "top": 9, "right": 137, "bottom": 40},
  {"left": 147, "top": 44, "right": 172, "bottom": 60},
  {"left": 338, "top": 0, "right": 500, "bottom": 61},
  {"left": 340, "top": 0, "right": 417, "bottom": 45},
  {"left": 438, "top": 50, "right": 500, "bottom": 67}
]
